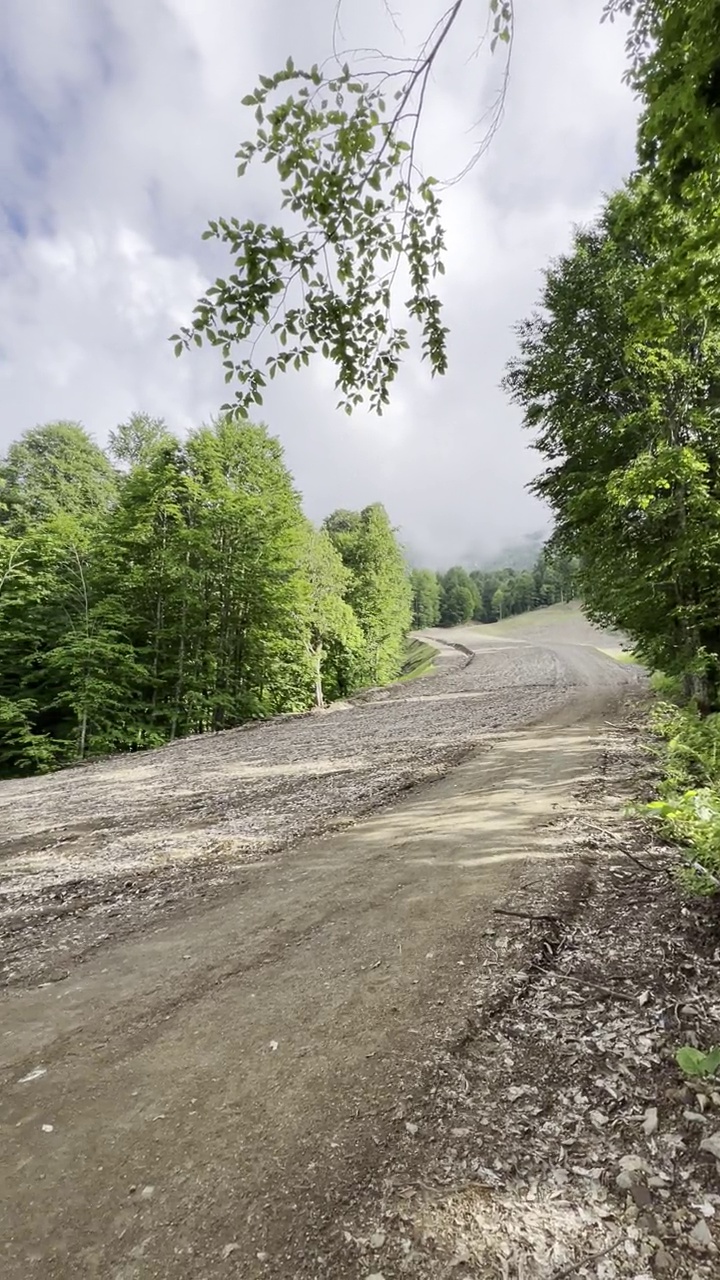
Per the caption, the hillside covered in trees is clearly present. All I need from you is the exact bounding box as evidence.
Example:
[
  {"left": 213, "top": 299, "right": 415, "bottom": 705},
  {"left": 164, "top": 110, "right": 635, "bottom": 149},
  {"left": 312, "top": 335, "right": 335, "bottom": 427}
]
[
  {"left": 410, "top": 554, "right": 577, "bottom": 629},
  {"left": 0, "top": 416, "right": 411, "bottom": 777}
]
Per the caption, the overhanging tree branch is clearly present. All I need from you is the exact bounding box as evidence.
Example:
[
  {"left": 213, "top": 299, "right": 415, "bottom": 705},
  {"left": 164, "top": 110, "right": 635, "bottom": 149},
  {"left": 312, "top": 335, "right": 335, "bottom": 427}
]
[{"left": 171, "top": 0, "right": 513, "bottom": 416}]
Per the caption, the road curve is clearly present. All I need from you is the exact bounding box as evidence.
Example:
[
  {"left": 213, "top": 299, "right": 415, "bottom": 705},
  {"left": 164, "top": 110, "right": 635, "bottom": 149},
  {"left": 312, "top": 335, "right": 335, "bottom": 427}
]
[{"left": 0, "top": 621, "right": 644, "bottom": 1278}]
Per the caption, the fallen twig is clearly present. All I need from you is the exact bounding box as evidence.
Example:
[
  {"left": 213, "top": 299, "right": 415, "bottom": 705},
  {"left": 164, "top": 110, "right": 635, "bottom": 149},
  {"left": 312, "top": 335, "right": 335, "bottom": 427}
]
[
  {"left": 533, "top": 966, "right": 636, "bottom": 1004},
  {"left": 551, "top": 1237, "right": 621, "bottom": 1279},
  {"left": 493, "top": 908, "right": 564, "bottom": 925},
  {"left": 584, "top": 821, "right": 661, "bottom": 874}
]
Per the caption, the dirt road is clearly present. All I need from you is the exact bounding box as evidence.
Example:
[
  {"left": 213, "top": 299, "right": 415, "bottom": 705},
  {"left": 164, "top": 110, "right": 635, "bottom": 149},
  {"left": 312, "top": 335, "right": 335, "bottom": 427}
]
[{"left": 0, "top": 612, "right": 644, "bottom": 1278}]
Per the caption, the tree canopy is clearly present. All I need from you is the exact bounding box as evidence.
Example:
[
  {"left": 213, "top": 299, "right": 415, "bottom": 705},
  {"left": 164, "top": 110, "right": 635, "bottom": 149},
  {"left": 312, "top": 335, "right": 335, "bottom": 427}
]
[
  {"left": 408, "top": 554, "right": 578, "bottom": 630},
  {"left": 0, "top": 420, "right": 413, "bottom": 777},
  {"left": 506, "top": 0, "right": 720, "bottom": 707}
]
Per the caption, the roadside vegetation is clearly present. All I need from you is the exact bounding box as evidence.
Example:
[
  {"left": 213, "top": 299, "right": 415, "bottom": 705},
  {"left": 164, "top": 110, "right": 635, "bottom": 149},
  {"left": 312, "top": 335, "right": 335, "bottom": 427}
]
[
  {"left": 399, "top": 637, "right": 438, "bottom": 683},
  {"left": 645, "top": 699, "right": 720, "bottom": 894}
]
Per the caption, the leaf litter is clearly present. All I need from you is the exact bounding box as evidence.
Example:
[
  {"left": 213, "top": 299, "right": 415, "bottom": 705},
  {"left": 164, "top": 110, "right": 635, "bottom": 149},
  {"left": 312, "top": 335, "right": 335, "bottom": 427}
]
[{"left": 331, "top": 712, "right": 720, "bottom": 1278}]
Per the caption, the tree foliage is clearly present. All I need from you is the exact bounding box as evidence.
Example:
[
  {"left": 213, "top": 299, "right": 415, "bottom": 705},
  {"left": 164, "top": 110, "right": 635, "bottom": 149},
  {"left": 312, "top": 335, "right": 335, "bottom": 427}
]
[
  {"left": 410, "top": 568, "right": 441, "bottom": 629},
  {"left": 172, "top": 1, "right": 513, "bottom": 415},
  {"left": 506, "top": 0, "right": 720, "bottom": 708},
  {"left": 408, "top": 553, "right": 578, "bottom": 629},
  {"left": 1, "top": 421, "right": 117, "bottom": 531},
  {"left": 506, "top": 182, "right": 720, "bottom": 703},
  {"left": 324, "top": 503, "right": 412, "bottom": 685},
  {"left": 439, "top": 566, "right": 478, "bottom": 626},
  {"left": 0, "top": 420, "right": 413, "bottom": 777}
]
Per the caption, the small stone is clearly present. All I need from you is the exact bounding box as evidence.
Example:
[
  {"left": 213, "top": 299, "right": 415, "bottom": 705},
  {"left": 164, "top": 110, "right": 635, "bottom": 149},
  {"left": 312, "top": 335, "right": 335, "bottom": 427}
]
[
  {"left": 18, "top": 1067, "right": 47, "bottom": 1085},
  {"left": 366, "top": 1275, "right": 386, "bottom": 1280},
  {"left": 619, "top": 1154, "right": 650, "bottom": 1173},
  {"left": 631, "top": 1184, "right": 653, "bottom": 1209},
  {"left": 643, "top": 1107, "right": 659, "bottom": 1136},
  {"left": 654, "top": 1248, "right": 672, "bottom": 1271},
  {"left": 617, "top": 1171, "right": 636, "bottom": 1191},
  {"left": 41, "top": 1124, "right": 53, "bottom": 1133},
  {"left": 637, "top": 1212, "right": 662, "bottom": 1236},
  {"left": 256, "top": 1252, "right": 268, "bottom": 1263},
  {"left": 222, "top": 1244, "right": 239, "bottom": 1260},
  {"left": 369, "top": 1232, "right": 385, "bottom": 1249},
  {"left": 700, "top": 1131, "right": 720, "bottom": 1160},
  {"left": 451, "top": 1128, "right": 470, "bottom": 1138},
  {"left": 140, "top": 1185, "right": 154, "bottom": 1199},
  {"left": 405, "top": 1122, "right": 418, "bottom": 1136},
  {"left": 507, "top": 1085, "right": 528, "bottom": 1102},
  {"left": 689, "top": 1218, "right": 714, "bottom": 1250}
]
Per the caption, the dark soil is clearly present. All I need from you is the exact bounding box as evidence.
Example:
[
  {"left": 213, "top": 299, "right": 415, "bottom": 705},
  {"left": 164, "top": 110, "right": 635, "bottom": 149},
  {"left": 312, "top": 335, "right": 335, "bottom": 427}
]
[{"left": 315, "top": 713, "right": 720, "bottom": 1278}]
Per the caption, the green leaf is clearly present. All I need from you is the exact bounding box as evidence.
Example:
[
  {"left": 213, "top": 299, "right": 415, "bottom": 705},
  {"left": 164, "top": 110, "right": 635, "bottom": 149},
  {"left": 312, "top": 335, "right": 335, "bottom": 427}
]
[{"left": 677, "top": 1045, "right": 720, "bottom": 1077}]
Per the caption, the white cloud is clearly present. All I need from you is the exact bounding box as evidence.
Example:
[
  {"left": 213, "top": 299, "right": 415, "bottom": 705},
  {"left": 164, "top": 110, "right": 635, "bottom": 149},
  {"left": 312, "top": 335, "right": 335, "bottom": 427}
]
[{"left": 0, "top": 0, "right": 639, "bottom": 563}]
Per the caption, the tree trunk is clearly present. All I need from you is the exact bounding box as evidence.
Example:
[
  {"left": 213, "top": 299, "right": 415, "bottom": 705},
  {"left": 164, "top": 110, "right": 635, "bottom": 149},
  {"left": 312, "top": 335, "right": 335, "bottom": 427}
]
[
  {"left": 313, "top": 644, "right": 324, "bottom": 709},
  {"left": 170, "top": 625, "right": 186, "bottom": 741}
]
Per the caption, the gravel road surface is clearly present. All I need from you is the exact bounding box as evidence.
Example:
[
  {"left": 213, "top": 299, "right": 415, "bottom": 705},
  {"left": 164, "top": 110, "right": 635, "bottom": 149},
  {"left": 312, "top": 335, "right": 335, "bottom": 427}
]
[{"left": 0, "top": 609, "right": 645, "bottom": 1277}]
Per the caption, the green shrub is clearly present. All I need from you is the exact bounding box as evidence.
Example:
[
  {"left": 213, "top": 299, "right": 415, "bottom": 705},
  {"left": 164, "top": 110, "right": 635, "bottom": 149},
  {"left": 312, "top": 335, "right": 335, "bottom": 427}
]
[
  {"left": 649, "top": 671, "right": 684, "bottom": 699},
  {"left": 644, "top": 702, "right": 720, "bottom": 893}
]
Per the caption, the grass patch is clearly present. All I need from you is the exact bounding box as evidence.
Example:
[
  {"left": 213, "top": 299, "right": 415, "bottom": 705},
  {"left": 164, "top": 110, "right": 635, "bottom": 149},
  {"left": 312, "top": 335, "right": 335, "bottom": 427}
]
[
  {"left": 650, "top": 670, "right": 683, "bottom": 698},
  {"left": 481, "top": 602, "right": 584, "bottom": 632},
  {"left": 599, "top": 647, "right": 638, "bottom": 664},
  {"left": 399, "top": 638, "right": 437, "bottom": 683}
]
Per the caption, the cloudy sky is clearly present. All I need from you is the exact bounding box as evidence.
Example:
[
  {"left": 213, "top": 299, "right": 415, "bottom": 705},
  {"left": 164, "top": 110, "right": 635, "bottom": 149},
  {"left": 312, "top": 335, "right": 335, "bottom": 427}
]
[{"left": 0, "top": 0, "right": 638, "bottom": 565}]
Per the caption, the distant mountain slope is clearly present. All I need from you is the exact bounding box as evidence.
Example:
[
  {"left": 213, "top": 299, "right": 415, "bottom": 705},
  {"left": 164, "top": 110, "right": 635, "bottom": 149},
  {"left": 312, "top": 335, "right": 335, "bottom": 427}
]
[{"left": 474, "top": 529, "right": 549, "bottom": 571}]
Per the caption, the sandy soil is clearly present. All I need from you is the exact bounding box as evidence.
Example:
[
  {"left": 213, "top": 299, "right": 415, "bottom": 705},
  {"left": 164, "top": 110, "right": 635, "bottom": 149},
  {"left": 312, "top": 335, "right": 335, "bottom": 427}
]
[{"left": 0, "top": 611, "right": 645, "bottom": 1277}]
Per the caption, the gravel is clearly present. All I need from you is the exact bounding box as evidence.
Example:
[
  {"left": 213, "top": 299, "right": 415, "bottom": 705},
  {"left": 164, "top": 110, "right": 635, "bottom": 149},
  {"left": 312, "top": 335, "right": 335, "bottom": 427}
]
[{"left": 0, "top": 620, "right": 643, "bottom": 986}]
